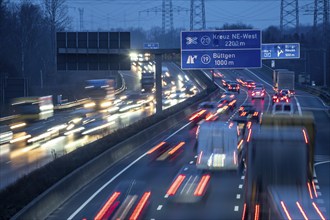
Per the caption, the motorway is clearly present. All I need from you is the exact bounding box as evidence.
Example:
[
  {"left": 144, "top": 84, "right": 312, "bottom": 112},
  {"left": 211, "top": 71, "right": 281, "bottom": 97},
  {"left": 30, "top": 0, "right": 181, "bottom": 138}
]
[
  {"left": 45, "top": 67, "right": 330, "bottom": 219},
  {"left": 0, "top": 63, "right": 201, "bottom": 190}
]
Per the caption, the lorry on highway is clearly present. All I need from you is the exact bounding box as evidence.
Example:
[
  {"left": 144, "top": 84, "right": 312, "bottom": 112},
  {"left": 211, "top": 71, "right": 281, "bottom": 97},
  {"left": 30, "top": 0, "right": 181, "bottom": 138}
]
[
  {"left": 84, "top": 79, "right": 115, "bottom": 110},
  {"left": 11, "top": 95, "right": 54, "bottom": 122},
  {"left": 242, "top": 113, "right": 323, "bottom": 219},
  {"left": 273, "top": 69, "right": 295, "bottom": 94},
  {"left": 141, "top": 71, "right": 155, "bottom": 93},
  {"left": 195, "top": 121, "right": 244, "bottom": 171}
]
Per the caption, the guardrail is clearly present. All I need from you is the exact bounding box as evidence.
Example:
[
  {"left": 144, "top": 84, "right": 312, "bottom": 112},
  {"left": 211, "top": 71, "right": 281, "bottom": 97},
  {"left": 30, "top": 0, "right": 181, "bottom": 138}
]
[{"left": 296, "top": 84, "right": 330, "bottom": 106}]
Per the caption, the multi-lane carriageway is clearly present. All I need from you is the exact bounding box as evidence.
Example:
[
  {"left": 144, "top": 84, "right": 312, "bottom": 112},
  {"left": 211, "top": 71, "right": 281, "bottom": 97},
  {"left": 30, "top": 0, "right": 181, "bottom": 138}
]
[{"left": 46, "top": 67, "right": 330, "bottom": 220}]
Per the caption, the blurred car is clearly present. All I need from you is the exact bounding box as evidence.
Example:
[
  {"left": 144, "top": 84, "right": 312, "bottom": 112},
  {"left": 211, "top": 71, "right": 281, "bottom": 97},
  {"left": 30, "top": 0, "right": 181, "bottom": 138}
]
[
  {"left": 222, "top": 79, "right": 232, "bottom": 87},
  {"left": 227, "top": 82, "right": 240, "bottom": 93},
  {"left": 0, "top": 125, "right": 13, "bottom": 145},
  {"left": 251, "top": 87, "right": 265, "bottom": 100},
  {"left": 280, "top": 89, "right": 292, "bottom": 98},
  {"left": 166, "top": 164, "right": 210, "bottom": 203},
  {"left": 246, "top": 80, "right": 256, "bottom": 90},
  {"left": 94, "top": 180, "right": 150, "bottom": 220},
  {"left": 221, "top": 91, "right": 236, "bottom": 99},
  {"left": 272, "top": 102, "right": 294, "bottom": 115},
  {"left": 218, "top": 97, "right": 237, "bottom": 111},
  {"left": 255, "top": 83, "right": 264, "bottom": 90},
  {"left": 236, "top": 76, "right": 246, "bottom": 85},
  {"left": 272, "top": 92, "right": 290, "bottom": 104},
  {"left": 146, "top": 141, "right": 184, "bottom": 162},
  {"left": 189, "top": 101, "right": 219, "bottom": 123},
  {"left": 238, "top": 104, "right": 260, "bottom": 122}
]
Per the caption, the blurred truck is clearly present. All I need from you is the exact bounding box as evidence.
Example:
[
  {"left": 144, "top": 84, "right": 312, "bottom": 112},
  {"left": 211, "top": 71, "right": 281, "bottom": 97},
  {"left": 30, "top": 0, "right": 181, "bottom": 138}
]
[
  {"left": 141, "top": 72, "right": 155, "bottom": 93},
  {"left": 242, "top": 113, "right": 326, "bottom": 219},
  {"left": 273, "top": 69, "right": 295, "bottom": 94},
  {"left": 195, "top": 121, "right": 244, "bottom": 171},
  {"left": 11, "top": 95, "right": 54, "bottom": 122},
  {"left": 84, "top": 79, "right": 115, "bottom": 110}
]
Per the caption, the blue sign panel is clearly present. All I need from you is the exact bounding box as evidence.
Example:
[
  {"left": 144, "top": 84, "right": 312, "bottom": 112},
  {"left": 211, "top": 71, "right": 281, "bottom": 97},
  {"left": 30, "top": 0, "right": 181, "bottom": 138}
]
[
  {"left": 143, "top": 43, "right": 159, "bottom": 49},
  {"left": 181, "top": 29, "right": 261, "bottom": 69},
  {"left": 261, "top": 43, "right": 300, "bottom": 59}
]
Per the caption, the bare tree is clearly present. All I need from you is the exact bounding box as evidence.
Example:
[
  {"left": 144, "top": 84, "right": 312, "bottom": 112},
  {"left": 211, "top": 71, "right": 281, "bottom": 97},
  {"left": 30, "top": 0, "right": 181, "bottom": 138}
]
[{"left": 43, "top": 0, "right": 71, "bottom": 75}]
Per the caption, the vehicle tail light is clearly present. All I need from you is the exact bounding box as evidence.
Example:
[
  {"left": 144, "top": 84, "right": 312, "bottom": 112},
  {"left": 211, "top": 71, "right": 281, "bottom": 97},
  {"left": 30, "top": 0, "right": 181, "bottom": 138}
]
[
  {"left": 167, "top": 175, "right": 186, "bottom": 195},
  {"left": 129, "top": 192, "right": 151, "bottom": 220},
  {"left": 94, "top": 192, "right": 121, "bottom": 220},
  {"left": 194, "top": 175, "right": 211, "bottom": 196}
]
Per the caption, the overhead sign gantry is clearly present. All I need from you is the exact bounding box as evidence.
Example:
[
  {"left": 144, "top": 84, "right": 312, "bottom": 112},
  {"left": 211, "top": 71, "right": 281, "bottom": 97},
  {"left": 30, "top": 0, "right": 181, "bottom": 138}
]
[
  {"left": 261, "top": 43, "right": 300, "bottom": 59},
  {"left": 181, "top": 29, "right": 262, "bottom": 69}
]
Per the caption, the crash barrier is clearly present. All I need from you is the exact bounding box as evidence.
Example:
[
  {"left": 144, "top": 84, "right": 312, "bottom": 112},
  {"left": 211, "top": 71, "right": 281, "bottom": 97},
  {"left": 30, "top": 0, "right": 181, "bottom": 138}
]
[{"left": 9, "top": 89, "right": 218, "bottom": 220}]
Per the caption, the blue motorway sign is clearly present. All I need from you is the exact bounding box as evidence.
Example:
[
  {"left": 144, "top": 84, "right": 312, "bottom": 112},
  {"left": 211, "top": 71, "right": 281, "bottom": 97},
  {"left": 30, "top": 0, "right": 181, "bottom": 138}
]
[
  {"left": 261, "top": 43, "right": 300, "bottom": 59},
  {"left": 143, "top": 42, "right": 159, "bottom": 49},
  {"left": 181, "top": 30, "right": 261, "bottom": 69}
]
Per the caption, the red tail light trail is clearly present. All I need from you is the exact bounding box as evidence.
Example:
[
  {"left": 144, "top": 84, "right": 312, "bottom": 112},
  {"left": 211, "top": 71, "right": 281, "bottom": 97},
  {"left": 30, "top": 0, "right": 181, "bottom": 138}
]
[
  {"left": 167, "top": 175, "right": 186, "bottom": 196},
  {"left": 168, "top": 142, "right": 185, "bottom": 155},
  {"left": 129, "top": 192, "right": 151, "bottom": 220},
  {"left": 312, "top": 202, "right": 326, "bottom": 220},
  {"left": 194, "top": 175, "right": 211, "bottom": 196},
  {"left": 147, "top": 142, "right": 166, "bottom": 154},
  {"left": 94, "top": 192, "right": 121, "bottom": 220}
]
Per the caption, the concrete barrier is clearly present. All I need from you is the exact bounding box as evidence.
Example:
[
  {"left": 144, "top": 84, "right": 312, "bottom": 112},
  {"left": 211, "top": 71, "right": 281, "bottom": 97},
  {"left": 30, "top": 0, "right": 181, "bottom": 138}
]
[{"left": 13, "top": 91, "right": 216, "bottom": 220}]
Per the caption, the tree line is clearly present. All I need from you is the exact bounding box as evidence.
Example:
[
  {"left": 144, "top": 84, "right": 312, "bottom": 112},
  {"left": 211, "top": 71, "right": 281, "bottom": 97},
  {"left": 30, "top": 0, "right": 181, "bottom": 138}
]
[{"left": 0, "top": 0, "right": 328, "bottom": 91}]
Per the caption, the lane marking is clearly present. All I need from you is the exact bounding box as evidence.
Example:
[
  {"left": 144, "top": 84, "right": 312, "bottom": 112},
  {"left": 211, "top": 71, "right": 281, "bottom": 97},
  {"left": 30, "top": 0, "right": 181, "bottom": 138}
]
[
  {"left": 189, "top": 161, "right": 194, "bottom": 164},
  {"left": 316, "top": 185, "right": 320, "bottom": 189},
  {"left": 157, "top": 205, "right": 163, "bottom": 210},
  {"left": 293, "top": 96, "right": 302, "bottom": 116},
  {"left": 6, "top": 160, "right": 12, "bottom": 164},
  {"left": 164, "top": 194, "right": 169, "bottom": 198},
  {"left": 68, "top": 122, "right": 191, "bottom": 219},
  {"left": 314, "top": 179, "right": 318, "bottom": 183},
  {"left": 317, "top": 192, "right": 322, "bottom": 196},
  {"left": 238, "top": 184, "right": 243, "bottom": 189},
  {"left": 241, "top": 176, "right": 245, "bottom": 180},
  {"left": 315, "top": 160, "right": 330, "bottom": 166},
  {"left": 236, "top": 194, "right": 241, "bottom": 199},
  {"left": 234, "top": 206, "right": 239, "bottom": 211}
]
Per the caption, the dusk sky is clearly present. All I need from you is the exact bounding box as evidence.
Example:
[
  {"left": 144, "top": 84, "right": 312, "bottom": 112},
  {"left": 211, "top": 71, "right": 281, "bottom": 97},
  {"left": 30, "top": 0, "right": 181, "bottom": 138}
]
[
  {"left": 64, "top": 0, "right": 314, "bottom": 31},
  {"left": 8, "top": 0, "right": 314, "bottom": 31}
]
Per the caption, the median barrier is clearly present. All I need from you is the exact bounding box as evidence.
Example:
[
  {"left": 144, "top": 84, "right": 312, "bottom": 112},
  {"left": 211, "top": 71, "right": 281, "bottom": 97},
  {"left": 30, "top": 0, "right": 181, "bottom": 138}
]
[{"left": 10, "top": 89, "right": 217, "bottom": 220}]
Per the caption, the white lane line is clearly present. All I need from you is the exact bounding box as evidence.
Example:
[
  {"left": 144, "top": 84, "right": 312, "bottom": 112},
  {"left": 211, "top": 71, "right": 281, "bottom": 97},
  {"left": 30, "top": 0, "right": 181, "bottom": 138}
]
[
  {"left": 157, "top": 205, "right": 163, "bottom": 210},
  {"left": 6, "top": 160, "right": 12, "bottom": 164},
  {"left": 293, "top": 96, "right": 302, "bottom": 116},
  {"left": 314, "top": 179, "right": 318, "bottom": 183},
  {"left": 68, "top": 122, "right": 191, "bottom": 220},
  {"left": 236, "top": 194, "right": 241, "bottom": 199},
  {"left": 238, "top": 184, "right": 243, "bottom": 189},
  {"left": 189, "top": 161, "right": 194, "bottom": 164},
  {"left": 316, "top": 185, "right": 320, "bottom": 190},
  {"left": 164, "top": 194, "right": 169, "bottom": 198},
  {"left": 317, "top": 192, "right": 322, "bottom": 196},
  {"left": 234, "top": 206, "right": 239, "bottom": 211},
  {"left": 241, "top": 176, "right": 245, "bottom": 180},
  {"left": 315, "top": 160, "right": 330, "bottom": 166},
  {"left": 194, "top": 155, "right": 198, "bottom": 158}
]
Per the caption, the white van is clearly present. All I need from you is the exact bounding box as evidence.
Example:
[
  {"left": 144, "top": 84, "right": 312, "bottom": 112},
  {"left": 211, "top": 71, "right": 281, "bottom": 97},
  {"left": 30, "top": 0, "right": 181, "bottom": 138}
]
[{"left": 272, "top": 103, "right": 294, "bottom": 115}]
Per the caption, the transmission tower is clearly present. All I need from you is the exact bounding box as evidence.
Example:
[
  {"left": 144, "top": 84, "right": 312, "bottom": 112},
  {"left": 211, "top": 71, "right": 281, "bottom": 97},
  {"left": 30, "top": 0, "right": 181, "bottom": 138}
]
[
  {"left": 190, "top": 0, "right": 206, "bottom": 30},
  {"left": 139, "top": 0, "right": 189, "bottom": 33},
  {"left": 78, "top": 8, "right": 84, "bottom": 31},
  {"left": 302, "top": 0, "right": 329, "bottom": 31},
  {"left": 280, "top": 0, "right": 299, "bottom": 33}
]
